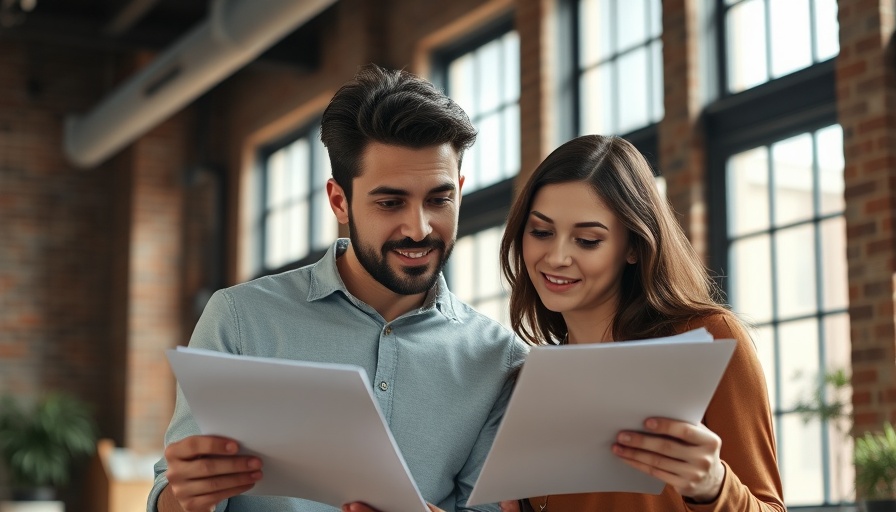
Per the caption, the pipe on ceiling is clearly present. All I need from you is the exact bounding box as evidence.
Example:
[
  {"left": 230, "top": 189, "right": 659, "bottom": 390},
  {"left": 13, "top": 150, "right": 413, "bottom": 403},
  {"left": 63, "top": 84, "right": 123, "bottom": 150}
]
[
  {"left": 104, "top": 0, "right": 161, "bottom": 35},
  {"left": 64, "top": 0, "right": 337, "bottom": 169}
]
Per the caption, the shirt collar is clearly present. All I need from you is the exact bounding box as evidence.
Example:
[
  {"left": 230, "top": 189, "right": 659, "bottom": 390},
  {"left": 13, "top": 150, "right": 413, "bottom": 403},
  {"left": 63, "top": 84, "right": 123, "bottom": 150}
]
[{"left": 308, "top": 238, "right": 458, "bottom": 322}]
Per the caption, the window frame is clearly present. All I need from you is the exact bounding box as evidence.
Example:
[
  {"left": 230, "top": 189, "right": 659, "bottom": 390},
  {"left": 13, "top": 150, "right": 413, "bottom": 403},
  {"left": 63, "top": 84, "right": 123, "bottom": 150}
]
[
  {"left": 431, "top": 17, "right": 519, "bottom": 242},
  {"left": 706, "top": 0, "right": 843, "bottom": 504},
  {"left": 254, "top": 119, "right": 332, "bottom": 278},
  {"left": 558, "top": 0, "right": 662, "bottom": 171},
  {"left": 430, "top": 17, "right": 519, "bottom": 319}
]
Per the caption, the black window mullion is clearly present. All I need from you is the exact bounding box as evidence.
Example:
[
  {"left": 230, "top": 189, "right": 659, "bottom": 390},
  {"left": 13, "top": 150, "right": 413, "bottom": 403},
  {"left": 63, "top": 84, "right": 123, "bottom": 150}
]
[
  {"left": 717, "top": 0, "right": 730, "bottom": 97},
  {"left": 309, "top": 129, "right": 321, "bottom": 249},
  {"left": 763, "top": 0, "right": 773, "bottom": 81},
  {"left": 811, "top": 128, "right": 834, "bottom": 502},
  {"left": 808, "top": 0, "right": 819, "bottom": 63},
  {"left": 646, "top": 0, "right": 655, "bottom": 122}
]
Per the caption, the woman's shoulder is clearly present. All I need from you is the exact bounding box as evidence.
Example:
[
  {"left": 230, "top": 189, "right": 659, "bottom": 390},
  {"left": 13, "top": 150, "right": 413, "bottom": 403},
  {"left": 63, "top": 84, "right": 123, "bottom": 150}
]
[{"left": 676, "top": 310, "right": 749, "bottom": 342}]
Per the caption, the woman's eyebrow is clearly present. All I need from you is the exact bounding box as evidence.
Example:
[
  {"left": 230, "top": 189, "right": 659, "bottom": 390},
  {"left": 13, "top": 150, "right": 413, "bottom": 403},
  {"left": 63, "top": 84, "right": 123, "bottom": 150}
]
[{"left": 530, "top": 211, "right": 609, "bottom": 230}]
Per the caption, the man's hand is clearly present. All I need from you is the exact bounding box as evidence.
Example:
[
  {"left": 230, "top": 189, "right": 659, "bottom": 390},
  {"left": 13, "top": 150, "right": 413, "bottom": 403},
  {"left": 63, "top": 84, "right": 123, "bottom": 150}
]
[
  {"left": 341, "top": 502, "right": 444, "bottom": 512},
  {"left": 160, "top": 435, "right": 263, "bottom": 512},
  {"left": 612, "top": 417, "right": 726, "bottom": 502}
]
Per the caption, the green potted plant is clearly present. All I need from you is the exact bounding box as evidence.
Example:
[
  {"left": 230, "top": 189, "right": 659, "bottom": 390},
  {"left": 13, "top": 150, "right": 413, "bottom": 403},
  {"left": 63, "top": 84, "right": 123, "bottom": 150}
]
[
  {"left": 0, "top": 392, "right": 97, "bottom": 501},
  {"left": 854, "top": 422, "right": 896, "bottom": 512},
  {"left": 794, "top": 368, "right": 853, "bottom": 505}
]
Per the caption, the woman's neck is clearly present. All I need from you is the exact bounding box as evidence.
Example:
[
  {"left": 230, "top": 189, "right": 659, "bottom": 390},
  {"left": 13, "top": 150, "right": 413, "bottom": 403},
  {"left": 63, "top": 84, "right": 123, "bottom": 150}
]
[{"left": 564, "top": 308, "right": 617, "bottom": 344}]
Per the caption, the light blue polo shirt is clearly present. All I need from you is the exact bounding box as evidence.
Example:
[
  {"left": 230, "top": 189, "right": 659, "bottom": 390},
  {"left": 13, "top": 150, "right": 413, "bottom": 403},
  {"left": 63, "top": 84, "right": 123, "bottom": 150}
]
[{"left": 149, "top": 239, "right": 527, "bottom": 512}]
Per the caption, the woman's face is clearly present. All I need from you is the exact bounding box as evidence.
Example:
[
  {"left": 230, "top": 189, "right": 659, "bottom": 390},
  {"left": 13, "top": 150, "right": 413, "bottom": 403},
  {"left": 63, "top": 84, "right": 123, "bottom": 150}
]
[{"left": 522, "top": 181, "right": 634, "bottom": 318}]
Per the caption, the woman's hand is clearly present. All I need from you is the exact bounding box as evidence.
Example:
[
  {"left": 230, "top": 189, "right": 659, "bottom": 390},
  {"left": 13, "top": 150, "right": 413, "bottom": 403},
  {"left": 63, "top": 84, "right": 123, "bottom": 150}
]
[
  {"left": 612, "top": 417, "right": 725, "bottom": 502},
  {"left": 499, "top": 500, "right": 521, "bottom": 512}
]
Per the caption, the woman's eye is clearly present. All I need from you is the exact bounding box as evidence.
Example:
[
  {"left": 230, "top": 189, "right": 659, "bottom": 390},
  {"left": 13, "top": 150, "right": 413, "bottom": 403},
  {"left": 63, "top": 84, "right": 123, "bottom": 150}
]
[
  {"left": 528, "top": 229, "right": 551, "bottom": 239},
  {"left": 577, "top": 238, "right": 601, "bottom": 248}
]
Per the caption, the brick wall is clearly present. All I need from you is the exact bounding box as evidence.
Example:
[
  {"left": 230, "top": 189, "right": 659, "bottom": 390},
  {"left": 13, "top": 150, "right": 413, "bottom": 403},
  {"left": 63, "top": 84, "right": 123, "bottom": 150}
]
[
  {"left": 0, "top": 39, "right": 117, "bottom": 508},
  {"left": 838, "top": 0, "right": 896, "bottom": 432},
  {"left": 516, "top": 0, "right": 555, "bottom": 183},
  {"left": 0, "top": 37, "right": 200, "bottom": 508},
  {"left": 658, "top": 0, "right": 708, "bottom": 260},
  {"left": 123, "top": 107, "right": 196, "bottom": 451}
]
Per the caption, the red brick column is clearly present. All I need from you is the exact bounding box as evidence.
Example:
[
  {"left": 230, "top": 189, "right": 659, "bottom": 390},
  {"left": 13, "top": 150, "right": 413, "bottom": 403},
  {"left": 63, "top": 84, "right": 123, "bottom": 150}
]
[
  {"left": 516, "top": 0, "right": 554, "bottom": 183},
  {"left": 658, "top": 0, "right": 707, "bottom": 259},
  {"left": 837, "top": 0, "right": 896, "bottom": 432},
  {"left": 121, "top": 110, "right": 195, "bottom": 451},
  {"left": 0, "top": 38, "right": 115, "bottom": 441}
]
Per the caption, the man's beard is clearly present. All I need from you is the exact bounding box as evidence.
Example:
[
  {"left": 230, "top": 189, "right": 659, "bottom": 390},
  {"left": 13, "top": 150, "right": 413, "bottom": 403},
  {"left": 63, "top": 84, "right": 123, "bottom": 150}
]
[{"left": 347, "top": 213, "right": 453, "bottom": 295}]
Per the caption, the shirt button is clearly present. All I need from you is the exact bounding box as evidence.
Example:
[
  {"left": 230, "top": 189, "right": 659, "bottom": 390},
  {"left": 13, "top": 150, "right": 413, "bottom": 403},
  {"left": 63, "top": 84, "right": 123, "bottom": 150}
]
[
  {"left": 384, "top": 326, "right": 392, "bottom": 335},
  {"left": 379, "top": 381, "right": 388, "bottom": 391}
]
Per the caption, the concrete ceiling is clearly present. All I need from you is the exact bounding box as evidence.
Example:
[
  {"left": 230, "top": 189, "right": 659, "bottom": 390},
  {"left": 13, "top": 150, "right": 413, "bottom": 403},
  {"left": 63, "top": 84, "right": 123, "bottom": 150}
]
[{"left": 0, "top": 0, "right": 330, "bottom": 71}]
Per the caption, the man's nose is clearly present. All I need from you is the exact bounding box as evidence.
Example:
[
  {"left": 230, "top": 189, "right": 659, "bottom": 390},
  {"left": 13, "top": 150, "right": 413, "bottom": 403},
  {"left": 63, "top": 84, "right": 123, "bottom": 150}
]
[{"left": 400, "top": 206, "right": 433, "bottom": 242}]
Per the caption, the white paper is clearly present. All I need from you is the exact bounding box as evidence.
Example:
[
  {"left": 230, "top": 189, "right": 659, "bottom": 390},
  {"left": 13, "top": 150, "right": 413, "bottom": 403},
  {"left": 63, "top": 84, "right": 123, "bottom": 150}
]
[
  {"left": 166, "top": 347, "right": 428, "bottom": 512},
  {"left": 467, "top": 328, "right": 736, "bottom": 506}
]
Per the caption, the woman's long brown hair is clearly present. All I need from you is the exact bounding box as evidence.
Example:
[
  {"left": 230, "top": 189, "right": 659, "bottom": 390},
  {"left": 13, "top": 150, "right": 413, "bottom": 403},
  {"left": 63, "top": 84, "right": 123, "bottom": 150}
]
[{"left": 500, "top": 135, "right": 732, "bottom": 345}]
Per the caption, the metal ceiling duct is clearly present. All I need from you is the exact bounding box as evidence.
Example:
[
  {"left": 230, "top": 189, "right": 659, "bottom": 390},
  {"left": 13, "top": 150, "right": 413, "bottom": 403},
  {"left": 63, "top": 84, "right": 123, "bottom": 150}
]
[{"left": 64, "top": 0, "right": 337, "bottom": 168}]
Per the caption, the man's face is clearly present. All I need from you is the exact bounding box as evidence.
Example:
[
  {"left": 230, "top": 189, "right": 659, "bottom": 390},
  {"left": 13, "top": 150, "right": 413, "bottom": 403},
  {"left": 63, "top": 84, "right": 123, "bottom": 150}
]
[{"left": 336, "top": 142, "right": 464, "bottom": 295}]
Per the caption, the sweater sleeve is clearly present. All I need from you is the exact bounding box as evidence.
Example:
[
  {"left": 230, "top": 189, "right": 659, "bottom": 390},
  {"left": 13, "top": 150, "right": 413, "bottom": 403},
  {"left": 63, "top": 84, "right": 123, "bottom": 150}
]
[{"left": 685, "top": 314, "right": 786, "bottom": 512}]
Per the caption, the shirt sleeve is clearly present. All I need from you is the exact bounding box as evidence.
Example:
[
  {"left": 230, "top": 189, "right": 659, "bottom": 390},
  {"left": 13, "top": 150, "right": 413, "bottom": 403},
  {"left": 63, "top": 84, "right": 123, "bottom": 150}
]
[
  {"left": 684, "top": 314, "right": 786, "bottom": 512},
  {"left": 453, "top": 336, "right": 527, "bottom": 512},
  {"left": 147, "top": 289, "right": 239, "bottom": 512}
]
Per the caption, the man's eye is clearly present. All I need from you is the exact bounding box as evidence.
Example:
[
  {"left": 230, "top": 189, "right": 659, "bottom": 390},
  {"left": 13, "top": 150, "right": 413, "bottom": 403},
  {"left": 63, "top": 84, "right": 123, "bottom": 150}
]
[
  {"left": 430, "top": 197, "right": 452, "bottom": 206},
  {"left": 377, "top": 200, "right": 403, "bottom": 208}
]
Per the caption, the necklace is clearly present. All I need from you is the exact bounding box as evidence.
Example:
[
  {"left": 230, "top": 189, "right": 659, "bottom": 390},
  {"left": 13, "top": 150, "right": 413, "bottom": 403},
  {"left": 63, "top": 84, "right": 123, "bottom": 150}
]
[{"left": 539, "top": 495, "right": 549, "bottom": 511}]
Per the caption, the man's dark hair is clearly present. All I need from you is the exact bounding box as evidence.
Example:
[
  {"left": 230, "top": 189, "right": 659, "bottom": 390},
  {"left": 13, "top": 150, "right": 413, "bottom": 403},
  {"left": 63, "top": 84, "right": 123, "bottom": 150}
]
[{"left": 320, "top": 63, "right": 477, "bottom": 200}]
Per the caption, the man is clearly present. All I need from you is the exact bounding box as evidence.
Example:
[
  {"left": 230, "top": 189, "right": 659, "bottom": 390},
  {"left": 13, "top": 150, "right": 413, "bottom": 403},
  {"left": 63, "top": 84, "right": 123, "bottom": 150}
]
[{"left": 148, "top": 64, "right": 527, "bottom": 512}]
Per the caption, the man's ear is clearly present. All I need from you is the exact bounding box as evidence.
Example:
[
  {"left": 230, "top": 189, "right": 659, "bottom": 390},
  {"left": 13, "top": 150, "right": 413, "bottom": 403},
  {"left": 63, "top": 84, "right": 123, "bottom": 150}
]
[
  {"left": 327, "top": 179, "right": 350, "bottom": 225},
  {"left": 457, "top": 174, "right": 465, "bottom": 206}
]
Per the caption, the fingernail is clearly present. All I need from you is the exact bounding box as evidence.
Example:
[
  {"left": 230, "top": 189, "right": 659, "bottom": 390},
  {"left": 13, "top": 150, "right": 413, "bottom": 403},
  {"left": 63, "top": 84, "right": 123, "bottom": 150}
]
[
  {"left": 619, "top": 433, "right": 631, "bottom": 442},
  {"left": 646, "top": 419, "right": 658, "bottom": 429},
  {"left": 226, "top": 442, "right": 238, "bottom": 453},
  {"left": 249, "top": 458, "right": 261, "bottom": 469},
  {"left": 252, "top": 471, "right": 263, "bottom": 480}
]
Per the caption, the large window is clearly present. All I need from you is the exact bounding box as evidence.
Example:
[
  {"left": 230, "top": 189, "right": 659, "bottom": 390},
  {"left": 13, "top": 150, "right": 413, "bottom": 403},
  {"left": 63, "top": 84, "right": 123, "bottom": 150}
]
[
  {"left": 724, "top": 0, "right": 839, "bottom": 94},
  {"left": 444, "top": 29, "right": 520, "bottom": 195},
  {"left": 577, "top": 0, "right": 663, "bottom": 135},
  {"left": 435, "top": 22, "right": 519, "bottom": 327},
  {"left": 725, "top": 126, "right": 850, "bottom": 505},
  {"left": 252, "top": 122, "right": 337, "bottom": 276},
  {"left": 559, "top": 0, "right": 663, "bottom": 169},
  {"left": 708, "top": 0, "right": 845, "bottom": 507}
]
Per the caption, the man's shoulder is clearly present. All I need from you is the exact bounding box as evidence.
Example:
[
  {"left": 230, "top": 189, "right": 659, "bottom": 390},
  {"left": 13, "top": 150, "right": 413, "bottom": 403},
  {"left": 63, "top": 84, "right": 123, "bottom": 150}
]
[
  {"left": 448, "top": 294, "right": 505, "bottom": 326},
  {"left": 220, "top": 266, "right": 313, "bottom": 302},
  {"left": 445, "top": 294, "right": 526, "bottom": 348}
]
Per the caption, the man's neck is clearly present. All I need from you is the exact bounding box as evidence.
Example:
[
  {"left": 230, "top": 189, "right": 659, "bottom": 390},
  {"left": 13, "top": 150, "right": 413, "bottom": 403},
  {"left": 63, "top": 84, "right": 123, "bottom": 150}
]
[{"left": 336, "top": 246, "right": 428, "bottom": 322}]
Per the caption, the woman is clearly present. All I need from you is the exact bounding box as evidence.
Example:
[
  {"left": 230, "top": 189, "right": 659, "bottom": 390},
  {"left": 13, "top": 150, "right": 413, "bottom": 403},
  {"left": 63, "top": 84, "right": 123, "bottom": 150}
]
[{"left": 498, "top": 135, "right": 785, "bottom": 511}]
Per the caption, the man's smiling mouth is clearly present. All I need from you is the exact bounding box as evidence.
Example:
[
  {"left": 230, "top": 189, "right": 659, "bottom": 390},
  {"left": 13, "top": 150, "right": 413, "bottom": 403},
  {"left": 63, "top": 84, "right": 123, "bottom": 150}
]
[{"left": 396, "top": 249, "right": 432, "bottom": 259}]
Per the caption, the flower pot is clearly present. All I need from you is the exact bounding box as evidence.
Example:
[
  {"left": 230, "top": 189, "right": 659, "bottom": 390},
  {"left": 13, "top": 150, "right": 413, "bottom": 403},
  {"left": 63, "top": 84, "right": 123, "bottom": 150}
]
[{"left": 865, "top": 500, "right": 896, "bottom": 512}]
